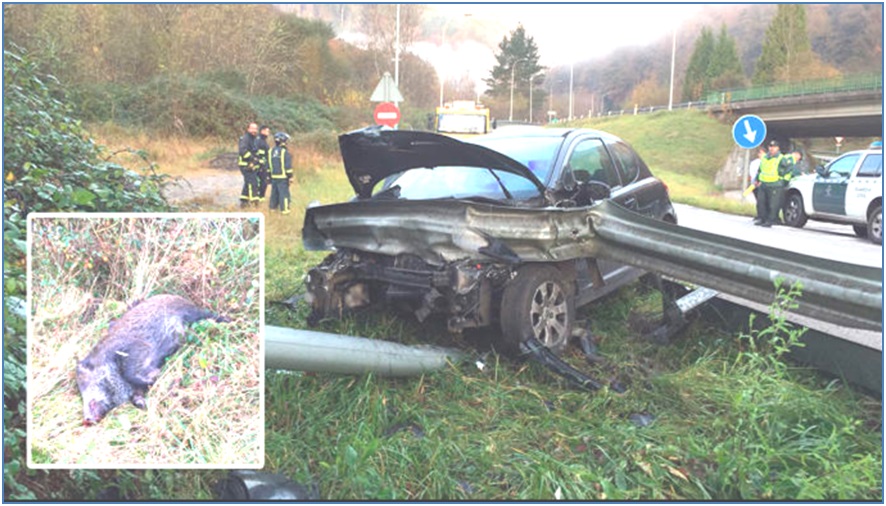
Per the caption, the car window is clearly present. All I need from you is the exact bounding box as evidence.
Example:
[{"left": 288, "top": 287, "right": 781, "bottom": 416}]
[
  {"left": 564, "top": 138, "right": 620, "bottom": 188},
  {"left": 856, "top": 154, "right": 882, "bottom": 178},
  {"left": 826, "top": 154, "right": 860, "bottom": 177},
  {"left": 469, "top": 136, "right": 562, "bottom": 184},
  {"left": 608, "top": 142, "right": 640, "bottom": 185},
  {"left": 379, "top": 166, "right": 540, "bottom": 201}
]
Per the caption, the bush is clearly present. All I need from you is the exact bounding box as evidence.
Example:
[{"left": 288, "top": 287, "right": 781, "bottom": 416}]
[
  {"left": 73, "top": 76, "right": 344, "bottom": 138},
  {"left": 2, "top": 47, "right": 172, "bottom": 499},
  {"left": 251, "top": 95, "right": 338, "bottom": 133}
]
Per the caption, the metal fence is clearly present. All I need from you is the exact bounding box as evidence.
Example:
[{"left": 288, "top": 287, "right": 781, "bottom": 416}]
[{"left": 705, "top": 74, "right": 883, "bottom": 105}]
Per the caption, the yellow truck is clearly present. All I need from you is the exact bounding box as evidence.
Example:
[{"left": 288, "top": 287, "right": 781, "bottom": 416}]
[{"left": 435, "top": 101, "right": 491, "bottom": 137}]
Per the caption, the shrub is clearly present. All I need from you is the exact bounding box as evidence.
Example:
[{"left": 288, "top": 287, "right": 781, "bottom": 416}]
[{"left": 2, "top": 47, "right": 172, "bottom": 499}]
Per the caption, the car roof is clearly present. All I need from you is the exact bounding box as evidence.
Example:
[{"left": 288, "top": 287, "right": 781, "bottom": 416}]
[
  {"left": 838, "top": 148, "right": 882, "bottom": 157},
  {"left": 477, "top": 126, "right": 624, "bottom": 143}
]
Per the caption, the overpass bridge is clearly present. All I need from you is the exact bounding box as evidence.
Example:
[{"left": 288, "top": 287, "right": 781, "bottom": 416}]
[{"left": 706, "top": 74, "right": 883, "bottom": 138}]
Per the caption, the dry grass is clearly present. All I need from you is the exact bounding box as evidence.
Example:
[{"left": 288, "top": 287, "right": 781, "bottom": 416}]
[{"left": 28, "top": 216, "right": 263, "bottom": 467}]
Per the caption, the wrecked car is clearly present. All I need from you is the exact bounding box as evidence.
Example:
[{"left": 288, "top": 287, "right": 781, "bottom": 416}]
[{"left": 302, "top": 126, "right": 677, "bottom": 355}]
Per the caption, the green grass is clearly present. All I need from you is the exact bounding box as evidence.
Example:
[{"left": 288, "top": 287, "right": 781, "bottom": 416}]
[
  {"left": 566, "top": 110, "right": 757, "bottom": 216},
  {"left": 260, "top": 277, "right": 882, "bottom": 500}
]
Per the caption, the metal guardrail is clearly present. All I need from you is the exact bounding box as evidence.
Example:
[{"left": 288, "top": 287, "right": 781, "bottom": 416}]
[
  {"left": 585, "top": 201, "right": 883, "bottom": 332},
  {"left": 705, "top": 74, "right": 883, "bottom": 104},
  {"left": 557, "top": 74, "right": 882, "bottom": 122}
]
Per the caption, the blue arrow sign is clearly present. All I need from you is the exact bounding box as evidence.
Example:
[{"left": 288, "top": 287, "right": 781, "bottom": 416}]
[{"left": 732, "top": 114, "right": 767, "bottom": 149}]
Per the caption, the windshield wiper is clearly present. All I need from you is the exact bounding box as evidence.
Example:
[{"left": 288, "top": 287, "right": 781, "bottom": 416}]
[{"left": 486, "top": 168, "right": 513, "bottom": 200}]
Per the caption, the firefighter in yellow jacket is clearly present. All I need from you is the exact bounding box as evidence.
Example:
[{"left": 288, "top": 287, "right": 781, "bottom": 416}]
[{"left": 269, "top": 132, "right": 293, "bottom": 214}]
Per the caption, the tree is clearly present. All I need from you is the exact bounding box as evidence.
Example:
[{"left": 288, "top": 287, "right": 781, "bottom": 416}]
[
  {"left": 624, "top": 77, "right": 669, "bottom": 108},
  {"left": 682, "top": 27, "right": 715, "bottom": 101},
  {"left": 484, "top": 24, "right": 545, "bottom": 98},
  {"left": 710, "top": 25, "right": 746, "bottom": 90},
  {"left": 752, "top": 4, "right": 835, "bottom": 84},
  {"left": 360, "top": 4, "right": 425, "bottom": 77}
]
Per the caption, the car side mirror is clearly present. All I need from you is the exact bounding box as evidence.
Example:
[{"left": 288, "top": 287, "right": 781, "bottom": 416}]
[{"left": 815, "top": 165, "right": 827, "bottom": 177}]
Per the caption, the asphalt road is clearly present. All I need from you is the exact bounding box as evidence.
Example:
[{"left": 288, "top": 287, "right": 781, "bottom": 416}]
[
  {"left": 673, "top": 203, "right": 883, "bottom": 268},
  {"left": 673, "top": 203, "right": 882, "bottom": 352}
]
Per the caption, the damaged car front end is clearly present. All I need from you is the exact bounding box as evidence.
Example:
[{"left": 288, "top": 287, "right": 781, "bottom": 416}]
[{"left": 303, "top": 126, "right": 677, "bottom": 356}]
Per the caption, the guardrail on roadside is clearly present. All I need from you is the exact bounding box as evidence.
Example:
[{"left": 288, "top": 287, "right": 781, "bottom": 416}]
[{"left": 584, "top": 200, "right": 883, "bottom": 332}]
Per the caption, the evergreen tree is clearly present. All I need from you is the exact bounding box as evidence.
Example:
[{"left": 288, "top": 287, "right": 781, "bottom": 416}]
[
  {"left": 682, "top": 27, "right": 715, "bottom": 101},
  {"left": 484, "top": 24, "right": 545, "bottom": 98},
  {"left": 710, "top": 24, "right": 746, "bottom": 89},
  {"left": 753, "top": 4, "right": 811, "bottom": 84}
]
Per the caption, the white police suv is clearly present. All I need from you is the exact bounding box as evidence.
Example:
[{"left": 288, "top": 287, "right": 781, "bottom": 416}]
[{"left": 782, "top": 147, "right": 882, "bottom": 244}]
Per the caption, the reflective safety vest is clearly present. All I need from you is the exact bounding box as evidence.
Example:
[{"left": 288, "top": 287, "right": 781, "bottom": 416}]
[
  {"left": 238, "top": 133, "right": 256, "bottom": 169},
  {"left": 269, "top": 146, "right": 293, "bottom": 179},
  {"left": 255, "top": 137, "right": 269, "bottom": 171},
  {"left": 758, "top": 153, "right": 783, "bottom": 183}
]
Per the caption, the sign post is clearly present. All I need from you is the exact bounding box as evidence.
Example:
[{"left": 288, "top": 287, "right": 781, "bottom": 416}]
[{"left": 370, "top": 71, "right": 404, "bottom": 128}]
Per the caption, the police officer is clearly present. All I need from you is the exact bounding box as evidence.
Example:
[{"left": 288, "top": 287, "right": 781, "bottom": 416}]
[
  {"left": 754, "top": 140, "right": 800, "bottom": 227},
  {"left": 268, "top": 132, "right": 293, "bottom": 214},
  {"left": 238, "top": 122, "right": 259, "bottom": 207},
  {"left": 255, "top": 125, "right": 271, "bottom": 202}
]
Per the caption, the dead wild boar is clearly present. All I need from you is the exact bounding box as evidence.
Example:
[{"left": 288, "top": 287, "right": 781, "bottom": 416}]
[{"left": 75, "top": 294, "right": 230, "bottom": 425}]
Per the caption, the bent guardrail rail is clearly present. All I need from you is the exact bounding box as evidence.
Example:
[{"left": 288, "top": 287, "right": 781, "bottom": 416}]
[
  {"left": 584, "top": 200, "right": 883, "bottom": 332},
  {"left": 304, "top": 198, "right": 882, "bottom": 332}
]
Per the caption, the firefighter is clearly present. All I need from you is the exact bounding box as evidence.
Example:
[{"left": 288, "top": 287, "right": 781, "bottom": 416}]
[
  {"left": 268, "top": 132, "right": 293, "bottom": 214},
  {"left": 237, "top": 122, "right": 259, "bottom": 207},
  {"left": 255, "top": 125, "right": 271, "bottom": 201}
]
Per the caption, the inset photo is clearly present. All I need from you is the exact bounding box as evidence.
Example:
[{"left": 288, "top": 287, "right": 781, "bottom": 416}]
[{"left": 27, "top": 213, "right": 264, "bottom": 469}]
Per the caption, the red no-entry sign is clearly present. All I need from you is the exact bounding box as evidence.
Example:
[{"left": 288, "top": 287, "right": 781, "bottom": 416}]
[{"left": 374, "top": 102, "right": 400, "bottom": 128}]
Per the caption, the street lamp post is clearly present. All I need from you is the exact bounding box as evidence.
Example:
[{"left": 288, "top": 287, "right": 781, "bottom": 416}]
[
  {"left": 528, "top": 72, "right": 541, "bottom": 123},
  {"left": 509, "top": 59, "right": 526, "bottom": 122},
  {"left": 668, "top": 27, "right": 676, "bottom": 111},
  {"left": 568, "top": 61, "right": 574, "bottom": 121}
]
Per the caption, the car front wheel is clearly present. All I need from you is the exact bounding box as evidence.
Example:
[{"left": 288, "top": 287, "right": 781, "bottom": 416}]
[
  {"left": 783, "top": 193, "right": 807, "bottom": 228},
  {"left": 868, "top": 205, "right": 882, "bottom": 244},
  {"left": 499, "top": 265, "right": 574, "bottom": 356}
]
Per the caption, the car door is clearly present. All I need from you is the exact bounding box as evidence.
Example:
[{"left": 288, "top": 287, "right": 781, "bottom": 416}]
[
  {"left": 607, "top": 141, "right": 662, "bottom": 216},
  {"left": 845, "top": 152, "right": 882, "bottom": 219},
  {"left": 559, "top": 137, "right": 626, "bottom": 290},
  {"left": 813, "top": 153, "right": 859, "bottom": 216}
]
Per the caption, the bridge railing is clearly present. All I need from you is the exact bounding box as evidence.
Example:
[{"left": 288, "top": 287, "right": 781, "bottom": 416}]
[{"left": 706, "top": 73, "right": 883, "bottom": 105}]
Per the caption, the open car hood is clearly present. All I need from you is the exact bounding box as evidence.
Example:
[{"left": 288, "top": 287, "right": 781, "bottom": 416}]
[{"left": 339, "top": 127, "right": 547, "bottom": 199}]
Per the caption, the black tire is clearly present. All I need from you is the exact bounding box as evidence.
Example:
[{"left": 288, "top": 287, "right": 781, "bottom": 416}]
[
  {"left": 868, "top": 205, "right": 882, "bottom": 244},
  {"left": 499, "top": 265, "right": 574, "bottom": 356},
  {"left": 852, "top": 224, "right": 868, "bottom": 238},
  {"left": 783, "top": 193, "right": 807, "bottom": 228}
]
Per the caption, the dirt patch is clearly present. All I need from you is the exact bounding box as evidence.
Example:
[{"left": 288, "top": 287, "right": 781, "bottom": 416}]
[{"left": 164, "top": 167, "right": 244, "bottom": 209}]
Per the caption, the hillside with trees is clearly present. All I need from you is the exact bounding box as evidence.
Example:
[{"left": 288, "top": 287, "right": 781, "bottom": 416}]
[
  {"left": 547, "top": 3, "right": 881, "bottom": 116},
  {"left": 2, "top": 4, "right": 441, "bottom": 135}
]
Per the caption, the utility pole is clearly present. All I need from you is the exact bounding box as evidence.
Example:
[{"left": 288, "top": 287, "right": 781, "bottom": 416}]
[{"left": 394, "top": 4, "right": 401, "bottom": 88}]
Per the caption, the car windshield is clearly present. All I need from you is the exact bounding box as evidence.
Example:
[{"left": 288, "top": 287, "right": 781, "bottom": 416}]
[{"left": 375, "top": 136, "right": 562, "bottom": 201}]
